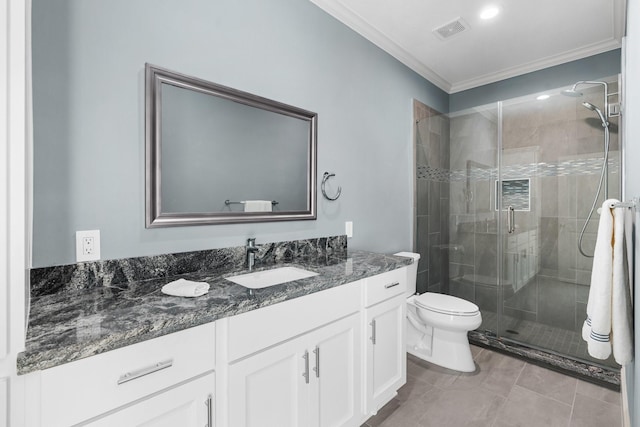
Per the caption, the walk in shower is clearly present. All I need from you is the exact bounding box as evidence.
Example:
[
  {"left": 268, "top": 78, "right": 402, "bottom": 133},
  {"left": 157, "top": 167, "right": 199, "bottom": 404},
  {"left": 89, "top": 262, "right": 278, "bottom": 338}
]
[{"left": 414, "top": 76, "right": 621, "bottom": 386}]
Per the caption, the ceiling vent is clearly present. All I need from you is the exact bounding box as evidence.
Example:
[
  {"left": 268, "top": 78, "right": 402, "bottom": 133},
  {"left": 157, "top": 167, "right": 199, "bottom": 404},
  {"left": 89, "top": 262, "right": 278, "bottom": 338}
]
[{"left": 433, "top": 17, "right": 469, "bottom": 41}]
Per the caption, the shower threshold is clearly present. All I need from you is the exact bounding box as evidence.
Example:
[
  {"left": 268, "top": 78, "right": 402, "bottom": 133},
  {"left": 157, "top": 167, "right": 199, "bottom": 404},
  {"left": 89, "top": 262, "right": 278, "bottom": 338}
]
[{"left": 468, "top": 330, "right": 620, "bottom": 390}]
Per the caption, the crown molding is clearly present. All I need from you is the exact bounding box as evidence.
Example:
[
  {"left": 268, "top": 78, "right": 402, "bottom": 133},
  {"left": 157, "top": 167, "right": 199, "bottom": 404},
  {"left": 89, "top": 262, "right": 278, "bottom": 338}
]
[
  {"left": 449, "top": 39, "right": 623, "bottom": 93},
  {"left": 310, "top": 0, "right": 624, "bottom": 95},
  {"left": 310, "top": 0, "right": 452, "bottom": 92}
]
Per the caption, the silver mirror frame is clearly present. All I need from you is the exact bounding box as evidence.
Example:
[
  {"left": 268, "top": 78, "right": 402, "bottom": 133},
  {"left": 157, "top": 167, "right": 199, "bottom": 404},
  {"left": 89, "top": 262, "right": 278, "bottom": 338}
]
[{"left": 145, "top": 63, "right": 317, "bottom": 228}]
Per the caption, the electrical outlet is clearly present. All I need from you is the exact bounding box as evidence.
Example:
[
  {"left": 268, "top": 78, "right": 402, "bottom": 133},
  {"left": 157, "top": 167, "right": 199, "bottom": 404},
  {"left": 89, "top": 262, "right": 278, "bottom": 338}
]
[
  {"left": 76, "top": 230, "right": 101, "bottom": 262},
  {"left": 82, "top": 237, "right": 95, "bottom": 255}
]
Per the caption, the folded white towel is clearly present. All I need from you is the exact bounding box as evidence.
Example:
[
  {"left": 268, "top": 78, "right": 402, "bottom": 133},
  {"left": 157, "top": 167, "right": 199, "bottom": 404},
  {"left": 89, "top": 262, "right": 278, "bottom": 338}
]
[
  {"left": 161, "top": 278, "right": 210, "bottom": 297},
  {"left": 244, "top": 200, "right": 272, "bottom": 212}
]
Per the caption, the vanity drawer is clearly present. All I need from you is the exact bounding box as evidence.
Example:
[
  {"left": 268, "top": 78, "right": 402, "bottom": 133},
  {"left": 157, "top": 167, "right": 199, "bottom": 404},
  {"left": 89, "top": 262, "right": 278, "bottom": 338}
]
[
  {"left": 226, "top": 280, "right": 361, "bottom": 361},
  {"left": 363, "top": 268, "right": 406, "bottom": 307},
  {"left": 39, "top": 322, "right": 215, "bottom": 427}
]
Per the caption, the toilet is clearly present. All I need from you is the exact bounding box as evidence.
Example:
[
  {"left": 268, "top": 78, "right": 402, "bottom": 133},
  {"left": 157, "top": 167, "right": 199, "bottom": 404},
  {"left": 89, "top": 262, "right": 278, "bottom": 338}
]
[{"left": 395, "top": 252, "right": 482, "bottom": 372}]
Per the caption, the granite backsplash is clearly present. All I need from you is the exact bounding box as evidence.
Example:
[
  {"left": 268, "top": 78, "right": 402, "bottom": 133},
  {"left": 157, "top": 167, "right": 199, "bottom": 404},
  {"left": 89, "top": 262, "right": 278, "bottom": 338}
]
[{"left": 30, "top": 235, "right": 348, "bottom": 297}]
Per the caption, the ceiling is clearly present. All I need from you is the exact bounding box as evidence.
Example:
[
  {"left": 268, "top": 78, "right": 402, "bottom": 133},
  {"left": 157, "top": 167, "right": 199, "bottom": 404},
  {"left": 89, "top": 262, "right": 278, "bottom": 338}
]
[{"left": 310, "top": 0, "right": 626, "bottom": 93}]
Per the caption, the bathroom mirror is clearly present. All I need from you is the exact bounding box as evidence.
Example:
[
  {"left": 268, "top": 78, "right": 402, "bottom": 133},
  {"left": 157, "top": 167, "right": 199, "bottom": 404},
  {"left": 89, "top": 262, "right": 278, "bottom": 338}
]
[{"left": 145, "top": 64, "right": 317, "bottom": 227}]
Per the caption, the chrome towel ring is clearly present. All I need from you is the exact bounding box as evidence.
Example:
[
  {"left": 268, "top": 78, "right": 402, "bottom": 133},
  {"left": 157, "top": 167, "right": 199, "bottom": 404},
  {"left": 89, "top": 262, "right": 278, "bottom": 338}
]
[{"left": 321, "top": 172, "right": 342, "bottom": 201}]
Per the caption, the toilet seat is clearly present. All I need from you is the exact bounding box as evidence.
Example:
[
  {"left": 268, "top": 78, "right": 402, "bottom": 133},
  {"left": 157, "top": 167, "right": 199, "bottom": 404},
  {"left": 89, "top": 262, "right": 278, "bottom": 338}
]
[{"left": 414, "top": 293, "right": 480, "bottom": 316}]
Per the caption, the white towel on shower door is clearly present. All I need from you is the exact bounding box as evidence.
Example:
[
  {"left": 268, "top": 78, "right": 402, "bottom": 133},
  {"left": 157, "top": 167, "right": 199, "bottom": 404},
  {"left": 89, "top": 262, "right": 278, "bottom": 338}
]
[
  {"left": 582, "top": 199, "right": 615, "bottom": 360},
  {"left": 612, "top": 204, "right": 633, "bottom": 365},
  {"left": 582, "top": 199, "right": 634, "bottom": 364}
]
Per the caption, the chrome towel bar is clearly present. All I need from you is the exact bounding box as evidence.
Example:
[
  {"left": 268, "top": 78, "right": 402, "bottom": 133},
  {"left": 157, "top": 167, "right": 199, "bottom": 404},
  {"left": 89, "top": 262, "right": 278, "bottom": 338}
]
[
  {"left": 225, "top": 200, "right": 278, "bottom": 205},
  {"left": 612, "top": 200, "right": 636, "bottom": 208}
]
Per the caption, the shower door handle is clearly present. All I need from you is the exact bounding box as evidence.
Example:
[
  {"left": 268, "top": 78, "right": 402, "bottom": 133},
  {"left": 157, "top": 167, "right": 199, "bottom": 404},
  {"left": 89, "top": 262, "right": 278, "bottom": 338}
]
[{"left": 507, "top": 206, "right": 515, "bottom": 234}]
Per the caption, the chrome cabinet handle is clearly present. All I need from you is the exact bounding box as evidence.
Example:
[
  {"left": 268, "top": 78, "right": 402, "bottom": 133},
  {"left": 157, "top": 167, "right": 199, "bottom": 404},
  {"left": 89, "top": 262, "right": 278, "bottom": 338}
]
[
  {"left": 313, "top": 346, "right": 320, "bottom": 378},
  {"left": 303, "top": 350, "right": 310, "bottom": 384},
  {"left": 507, "top": 206, "right": 515, "bottom": 234},
  {"left": 370, "top": 320, "right": 377, "bottom": 345},
  {"left": 205, "top": 394, "right": 213, "bottom": 427},
  {"left": 117, "top": 359, "right": 173, "bottom": 385},
  {"left": 384, "top": 281, "right": 400, "bottom": 289}
]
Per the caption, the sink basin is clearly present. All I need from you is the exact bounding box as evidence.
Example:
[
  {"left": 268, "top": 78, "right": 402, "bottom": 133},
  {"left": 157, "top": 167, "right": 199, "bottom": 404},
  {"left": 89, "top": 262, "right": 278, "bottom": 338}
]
[{"left": 226, "top": 266, "right": 319, "bottom": 289}]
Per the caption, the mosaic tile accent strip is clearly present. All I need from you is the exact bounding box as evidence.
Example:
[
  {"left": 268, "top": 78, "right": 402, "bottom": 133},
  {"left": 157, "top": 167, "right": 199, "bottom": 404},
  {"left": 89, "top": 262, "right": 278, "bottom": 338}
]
[
  {"left": 417, "top": 157, "right": 619, "bottom": 182},
  {"left": 502, "top": 157, "right": 620, "bottom": 180}
]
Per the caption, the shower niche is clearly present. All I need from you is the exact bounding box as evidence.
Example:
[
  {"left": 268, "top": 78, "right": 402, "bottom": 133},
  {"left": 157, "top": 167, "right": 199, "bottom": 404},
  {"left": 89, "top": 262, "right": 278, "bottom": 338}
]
[{"left": 496, "top": 178, "right": 530, "bottom": 211}]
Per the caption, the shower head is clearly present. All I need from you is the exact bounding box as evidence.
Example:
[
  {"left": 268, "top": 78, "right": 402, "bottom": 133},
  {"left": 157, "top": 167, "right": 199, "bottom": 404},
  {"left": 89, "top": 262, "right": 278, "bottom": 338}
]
[
  {"left": 582, "top": 102, "right": 609, "bottom": 128},
  {"left": 561, "top": 88, "right": 583, "bottom": 97},
  {"left": 564, "top": 80, "right": 611, "bottom": 121}
]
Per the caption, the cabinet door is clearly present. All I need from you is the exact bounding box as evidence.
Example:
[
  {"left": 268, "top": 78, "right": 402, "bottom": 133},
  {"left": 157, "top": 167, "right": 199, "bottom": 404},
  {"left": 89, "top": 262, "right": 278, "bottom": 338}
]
[
  {"left": 365, "top": 295, "right": 406, "bottom": 414},
  {"left": 228, "top": 334, "right": 308, "bottom": 427},
  {"left": 309, "top": 313, "right": 361, "bottom": 427},
  {"left": 86, "top": 373, "right": 214, "bottom": 427}
]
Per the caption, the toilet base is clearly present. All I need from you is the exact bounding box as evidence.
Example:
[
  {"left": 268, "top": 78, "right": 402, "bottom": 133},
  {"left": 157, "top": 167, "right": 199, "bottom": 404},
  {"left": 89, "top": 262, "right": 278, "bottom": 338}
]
[{"left": 406, "top": 316, "right": 477, "bottom": 372}]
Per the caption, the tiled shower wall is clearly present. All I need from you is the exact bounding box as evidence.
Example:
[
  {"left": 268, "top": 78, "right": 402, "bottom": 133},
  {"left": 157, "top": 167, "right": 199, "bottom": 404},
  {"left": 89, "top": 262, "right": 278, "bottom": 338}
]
[
  {"left": 448, "top": 107, "right": 500, "bottom": 319},
  {"left": 414, "top": 100, "right": 450, "bottom": 294}
]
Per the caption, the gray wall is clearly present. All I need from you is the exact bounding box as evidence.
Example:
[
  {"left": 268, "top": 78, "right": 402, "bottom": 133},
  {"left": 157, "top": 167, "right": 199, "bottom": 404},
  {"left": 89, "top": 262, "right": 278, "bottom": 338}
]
[
  {"left": 31, "top": 0, "right": 448, "bottom": 267},
  {"left": 450, "top": 50, "right": 621, "bottom": 112}
]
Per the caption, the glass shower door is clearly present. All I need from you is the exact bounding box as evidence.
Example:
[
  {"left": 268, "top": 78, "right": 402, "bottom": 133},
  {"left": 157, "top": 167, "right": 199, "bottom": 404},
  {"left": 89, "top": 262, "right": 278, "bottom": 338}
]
[{"left": 497, "top": 79, "right": 620, "bottom": 368}]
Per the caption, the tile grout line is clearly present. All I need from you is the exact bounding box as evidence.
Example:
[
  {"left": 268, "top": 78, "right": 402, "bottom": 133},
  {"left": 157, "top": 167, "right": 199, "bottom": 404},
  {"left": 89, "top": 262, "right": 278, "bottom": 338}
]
[
  {"left": 515, "top": 380, "right": 577, "bottom": 408},
  {"left": 567, "top": 377, "right": 579, "bottom": 427},
  {"left": 490, "top": 359, "right": 528, "bottom": 427}
]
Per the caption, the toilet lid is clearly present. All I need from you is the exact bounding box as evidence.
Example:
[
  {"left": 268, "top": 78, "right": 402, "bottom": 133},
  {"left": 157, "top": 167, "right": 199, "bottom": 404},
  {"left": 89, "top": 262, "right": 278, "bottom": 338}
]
[{"left": 414, "top": 293, "right": 480, "bottom": 316}]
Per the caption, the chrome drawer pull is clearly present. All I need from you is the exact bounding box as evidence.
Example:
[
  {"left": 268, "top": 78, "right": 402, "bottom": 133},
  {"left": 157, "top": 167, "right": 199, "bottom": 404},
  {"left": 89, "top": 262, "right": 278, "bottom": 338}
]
[
  {"left": 117, "top": 359, "right": 174, "bottom": 385},
  {"left": 384, "top": 281, "right": 400, "bottom": 289}
]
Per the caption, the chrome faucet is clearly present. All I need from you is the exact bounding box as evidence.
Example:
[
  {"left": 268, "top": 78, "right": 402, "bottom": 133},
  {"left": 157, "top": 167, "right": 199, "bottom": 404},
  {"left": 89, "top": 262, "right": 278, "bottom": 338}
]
[{"left": 246, "top": 238, "right": 259, "bottom": 271}]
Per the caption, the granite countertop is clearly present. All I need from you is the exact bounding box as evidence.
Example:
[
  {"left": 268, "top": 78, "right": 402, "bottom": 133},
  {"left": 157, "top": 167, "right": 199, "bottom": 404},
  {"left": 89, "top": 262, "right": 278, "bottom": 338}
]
[{"left": 18, "top": 250, "right": 411, "bottom": 375}]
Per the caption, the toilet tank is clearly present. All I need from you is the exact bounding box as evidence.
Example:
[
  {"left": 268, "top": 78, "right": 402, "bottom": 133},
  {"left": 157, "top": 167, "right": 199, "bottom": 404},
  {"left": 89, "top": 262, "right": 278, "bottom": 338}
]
[{"left": 393, "top": 252, "right": 421, "bottom": 296}]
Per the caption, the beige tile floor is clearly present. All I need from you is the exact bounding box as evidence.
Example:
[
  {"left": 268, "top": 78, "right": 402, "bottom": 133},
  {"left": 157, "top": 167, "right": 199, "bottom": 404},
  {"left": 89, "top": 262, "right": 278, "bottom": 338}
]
[{"left": 362, "top": 345, "right": 623, "bottom": 427}]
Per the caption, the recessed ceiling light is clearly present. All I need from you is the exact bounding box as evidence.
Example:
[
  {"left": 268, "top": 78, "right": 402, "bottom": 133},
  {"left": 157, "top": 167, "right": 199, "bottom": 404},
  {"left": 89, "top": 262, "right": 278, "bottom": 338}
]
[
  {"left": 536, "top": 94, "right": 550, "bottom": 101},
  {"left": 480, "top": 6, "right": 500, "bottom": 20}
]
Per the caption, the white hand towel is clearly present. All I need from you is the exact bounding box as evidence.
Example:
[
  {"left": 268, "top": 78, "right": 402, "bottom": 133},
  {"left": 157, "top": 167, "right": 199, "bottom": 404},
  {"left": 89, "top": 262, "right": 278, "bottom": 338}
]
[
  {"left": 612, "top": 204, "right": 633, "bottom": 365},
  {"left": 582, "top": 199, "right": 615, "bottom": 360},
  {"left": 161, "top": 278, "right": 210, "bottom": 297},
  {"left": 244, "top": 200, "right": 273, "bottom": 212}
]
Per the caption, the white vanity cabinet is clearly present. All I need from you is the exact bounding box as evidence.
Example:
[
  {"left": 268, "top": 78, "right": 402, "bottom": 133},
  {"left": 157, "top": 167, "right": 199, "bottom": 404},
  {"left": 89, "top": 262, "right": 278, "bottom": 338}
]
[
  {"left": 220, "top": 281, "right": 362, "bottom": 427},
  {"left": 362, "top": 268, "right": 407, "bottom": 415},
  {"left": 24, "top": 264, "right": 411, "bottom": 427},
  {"left": 32, "top": 322, "right": 216, "bottom": 427},
  {"left": 228, "top": 313, "right": 360, "bottom": 427}
]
